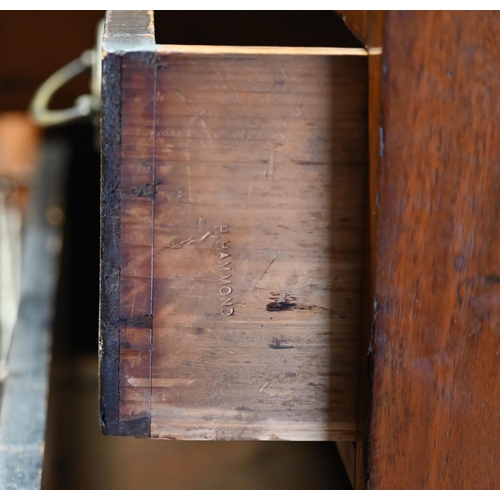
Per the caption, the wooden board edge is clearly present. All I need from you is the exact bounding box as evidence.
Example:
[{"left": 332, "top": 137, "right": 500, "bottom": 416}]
[
  {"left": 99, "top": 50, "right": 154, "bottom": 438},
  {"left": 99, "top": 49, "right": 123, "bottom": 436},
  {"left": 156, "top": 44, "right": 367, "bottom": 56},
  {"left": 335, "top": 10, "right": 384, "bottom": 490},
  {"left": 99, "top": 48, "right": 159, "bottom": 439},
  {"left": 99, "top": 9, "right": 157, "bottom": 439},
  {"left": 361, "top": 15, "right": 384, "bottom": 489}
]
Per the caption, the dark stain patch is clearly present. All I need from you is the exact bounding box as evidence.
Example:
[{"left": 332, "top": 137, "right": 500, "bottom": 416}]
[
  {"left": 266, "top": 301, "right": 296, "bottom": 312},
  {"left": 120, "top": 314, "right": 153, "bottom": 329},
  {"left": 236, "top": 406, "right": 253, "bottom": 411},
  {"left": 292, "top": 160, "right": 325, "bottom": 166},
  {"left": 195, "top": 327, "right": 204, "bottom": 335},
  {"left": 296, "top": 305, "right": 328, "bottom": 311},
  {"left": 117, "top": 416, "right": 151, "bottom": 438},
  {"left": 126, "top": 182, "right": 160, "bottom": 198},
  {"left": 484, "top": 274, "right": 500, "bottom": 285},
  {"left": 269, "top": 337, "right": 295, "bottom": 350},
  {"left": 266, "top": 293, "right": 328, "bottom": 314}
]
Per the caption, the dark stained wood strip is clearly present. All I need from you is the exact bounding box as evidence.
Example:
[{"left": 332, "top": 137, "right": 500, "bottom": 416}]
[
  {"left": 99, "top": 10, "right": 156, "bottom": 437},
  {"left": 370, "top": 11, "right": 500, "bottom": 489},
  {"left": 99, "top": 48, "right": 123, "bottom": 435}
]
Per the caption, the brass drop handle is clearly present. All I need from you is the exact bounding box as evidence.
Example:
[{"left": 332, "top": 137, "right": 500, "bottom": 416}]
[{"left": 29, "top": 19, "right": 103, "bottom": 127}]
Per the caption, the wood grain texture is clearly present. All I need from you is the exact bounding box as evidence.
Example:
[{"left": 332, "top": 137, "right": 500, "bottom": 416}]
[
  {"left": 118, "top": 51, "right": 156, "bottom": 434},
  {"left": 99, "top": 10, "right": 368, "bottom": 441},
  {"left": 148, "top": 52, "right": 367, "bottom": 441},
  {"left": 370, "top": 11, "right": 500, "bottom": 488}
]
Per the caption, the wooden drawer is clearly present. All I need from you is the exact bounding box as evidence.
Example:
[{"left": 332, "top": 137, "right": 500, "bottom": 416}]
[{"left": 100, "top": 10, "right": 368, "bottom": 441}]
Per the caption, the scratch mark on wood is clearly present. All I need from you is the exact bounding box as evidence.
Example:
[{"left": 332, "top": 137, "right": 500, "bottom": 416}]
[
  {"left": 187, "top": 165, "right": 193, "bottom": 202},
  {"left": 259, "top": 381, "right": 282, "bottom": 397},
  {"left": 171, "top": 231, "right": 212, "bottom": 249},
  {"left": 267, "top": 150, "right": 275, "bottom": 178},
  {"left": 199, "top": 119, "right": 213, "bottom": 139},
  {"left": 197, "top": 231, "right": 211, "bottom": 242},
  {"left": 255, "top": 250, "right": 281, "bottom": 285}
]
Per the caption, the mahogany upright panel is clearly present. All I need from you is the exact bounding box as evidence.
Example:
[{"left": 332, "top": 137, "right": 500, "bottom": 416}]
[{"left": 369, "top": 11, "right": 500, "bottom": 488}]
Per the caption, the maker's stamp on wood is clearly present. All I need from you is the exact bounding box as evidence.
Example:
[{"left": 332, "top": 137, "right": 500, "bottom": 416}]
[{"left": 215, "top": 225, "right": 234, "bottom": 316}]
